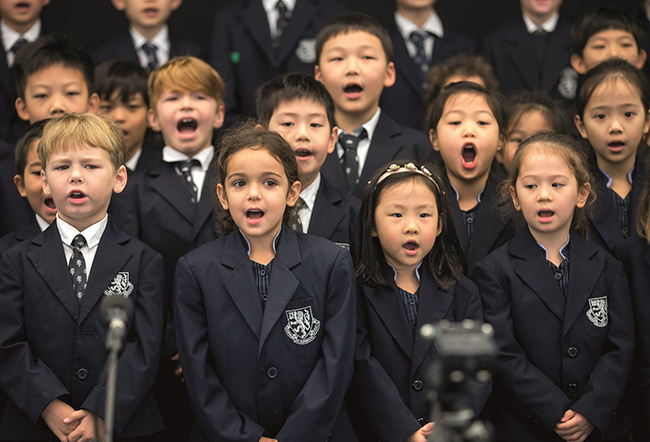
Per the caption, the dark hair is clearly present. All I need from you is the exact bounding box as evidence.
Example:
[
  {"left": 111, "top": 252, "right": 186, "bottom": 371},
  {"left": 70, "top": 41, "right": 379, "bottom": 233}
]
[
  {"left": 504, "top": 132, "right": 596, "bottom": 238},
  {"left": 95, "top": 59, "right": 149, "bottom": 107},
  {"left": 576, "top": 58, "right": 650, "bottom": 118},
  {"left": 356, "top": 162, "right": 466, "bottom": 291},
  {"left": 14, "top": 35, "right": 95, "bottom": 99},
  {"left": 216, "top": 121, "right": 300, "bottom": 235},
  {"left": 428, "top": 81, "right": 507, "bottom": 140},
  {"left": 316, "top": 12, "right": 393, "bottom": 64},
  {"left": 424, "top": 54, "right": 498, "bottom": 130},
  {"left": 256, "top": 73, "right": 337, "bottom": 130},
  {"left": 637, "top": 152, "right": 650, "bottom": 241},
  {"left": 570, "top": 7, "right": 644, "bottom": 56},
  {"left": 506, "top": 91, "right": 566, "bottom": 135},
  {"left": 14, "top": 119, "right": 50, "bottom": 177}
]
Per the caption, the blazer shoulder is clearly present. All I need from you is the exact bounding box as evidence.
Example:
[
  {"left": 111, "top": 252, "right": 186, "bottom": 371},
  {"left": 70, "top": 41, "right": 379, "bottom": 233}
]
[
  {"left": 182, "top": 235, "right": 229, "bottom": 264},
  {"left": 297, "top": 230, "right": 349, "bottom": 259},
  {"left": 441, "top": 29, "right": 477, "bottom": 51}
]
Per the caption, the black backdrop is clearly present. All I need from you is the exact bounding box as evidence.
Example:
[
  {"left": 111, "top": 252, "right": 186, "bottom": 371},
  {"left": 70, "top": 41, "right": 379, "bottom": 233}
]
[{"left": 41, "top": 0, "right": 644, "bottom": 56}]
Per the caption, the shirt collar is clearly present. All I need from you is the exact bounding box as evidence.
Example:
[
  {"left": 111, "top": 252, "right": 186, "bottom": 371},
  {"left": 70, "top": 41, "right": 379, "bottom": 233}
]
[
  {"left": 394, "top": 10, "right": 444, "bottom": 39},
  {"left": 262, "top": 0, "right": 296, "bottom": 14},
  {"left": 353, "top": 107, "right": 381, "bottom": 142},
  {"left": 597, "top": 166, "right": 634, "bottom": 189},
  {"left": 56, "top": 213, "right": 108, "bottom": 249},
  {"left": 125, "top": 147, "right": 143, "bottom": 171},
  {"left": 448, "top": 181, "right": 486, "bottom": 203},
  {"left": 130, "top": 24, "right": 169, "bottom": 53},
  {"left": 386, "top": 261, "right": 422, "bottom": 283},
  {"left": 299, "top": 173, "right": 321, "bottom": 211},
  {"left": 239, "top": 227, "right": 282, "bottom": 256},
  {"left": 162, "top": 145, "right": 214, "bottom": 170},
  {"left": 522, "top": 12, "right": 559, "bottom": 33},
  {"left": 537, "top": 234, "right": 570, "bottom": 261},
  {"left": 35, "top": 213, "right": 50, "bottom": 232},
  {"left": 1, "top": 19, "right": 41, "bottom": 52}
]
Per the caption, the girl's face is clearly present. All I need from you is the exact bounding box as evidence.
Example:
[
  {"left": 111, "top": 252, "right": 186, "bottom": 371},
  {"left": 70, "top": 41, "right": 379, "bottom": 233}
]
[
  {"left": 430, "top": 92, "right": 502, "bottom": 184},
  {"left": 217, "top": 147, "right": 300, "bottom": 245},
  {"left": 511, "top": 150, "right": 589, "bottom": 240},
  {"left": 502, "top": 109, "right": 553, "bottom": 171},
  {"left": 372, "top": 179, "right": 442, "bottom": 274},
  {"left": 575, "top": 78, "right": 650, "bottom": 167}
]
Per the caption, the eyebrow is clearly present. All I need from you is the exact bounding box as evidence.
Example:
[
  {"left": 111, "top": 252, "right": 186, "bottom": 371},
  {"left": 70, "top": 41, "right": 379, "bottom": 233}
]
[
  {"left": 277, "top": 112, "right": 326, "bottom": 118},
  {"left": 445, "top": 109, "right": 494, "bottom": 117},
  {"left": 590, "top": 103, "right": 640, "bottom": 111},
  {"left": 228, "top": 171, "right": 284, "bottom": 179}
]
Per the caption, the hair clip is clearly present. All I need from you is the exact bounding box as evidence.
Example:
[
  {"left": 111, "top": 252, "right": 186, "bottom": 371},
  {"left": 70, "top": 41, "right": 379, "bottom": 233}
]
[{"left": 375, "top": 163, "right": 444, "bottom": 195}]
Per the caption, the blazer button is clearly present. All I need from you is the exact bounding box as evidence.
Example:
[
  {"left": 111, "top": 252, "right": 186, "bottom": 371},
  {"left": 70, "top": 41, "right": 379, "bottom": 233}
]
[
  {"left": 267, "top": 367, "right": 278, "bottom": 379},
  {"left": 567, "top": 347, "right": 578, "bottom": 358},
  {"left": 412, "top": 380, "right": 424, "bottom": 391},
  {"left": 567, "top": 383, "right": 578, "bottom": 394},
  {"left": 417, "top": 417, "right": 425, "bottom": 426},
  {"left": 77, "top": 368, "right": 88, "bottom": 380}
]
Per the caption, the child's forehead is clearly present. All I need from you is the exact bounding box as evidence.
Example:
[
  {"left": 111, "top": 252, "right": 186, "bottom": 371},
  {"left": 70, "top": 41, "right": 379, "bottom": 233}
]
[
  {"left": 27, "top": 63, "right": 88, "bottom": 88},
  {"left": 324, "top": 30, "right": 384, "bottom": 51},
  {"left": 49, "top": 143, "right": 109, "bottom": 159},
  {"left": 587, "top": 27, "right": 638, "bottom": 43},
  {"left": 273, "top": 98, "right": 328, "bottom": 117},
  {"left": 104, "top": 89, "right": 146, "bottom": 102},
  {"left": 443, "top": 92, "right": 491, "bottom": 113}
]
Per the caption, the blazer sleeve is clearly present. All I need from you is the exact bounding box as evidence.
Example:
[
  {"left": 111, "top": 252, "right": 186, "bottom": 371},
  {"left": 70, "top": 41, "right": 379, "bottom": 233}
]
[
  {"left": 81, "top": 252, "right": 165, "bottom": 433},
  {"left": 474, "top": 261, "right": 573, "bottom": 430},
  {"left": 570, "top": 261, "right": 634, "bottom": 437},
  {"left": 174, "top": 255, "right": 266, "bottom": 442},
  {"left": 275, "top": 248, "right": 357, "bottom": 442},
  {"left": 0, "top": 251, "right": 70, "bottom": 422}
]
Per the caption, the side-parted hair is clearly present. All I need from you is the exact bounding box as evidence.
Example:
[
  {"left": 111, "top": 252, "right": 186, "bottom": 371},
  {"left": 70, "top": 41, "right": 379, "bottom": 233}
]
[
  {"left": 14, "top": 34, "right": 95, "bottom": 100},
  {"left": 38, "top": 113, "right": 126, "bottom": 171},
  {"left": 316, "top": 12, "right": 393, "bottom": 64},
  {"left": 149, "top": 56, "right": 225, "bottom": 109},
  {"left": 95, "top": 59, "right": 150, "bottom": 107},
  {"left": 216, "top": 121, "right": 300, "bottom": 235},
  {"left": 256, "top": 73, "right": 337, "bottom": 129},
  {"left": 356, "top": 162, "right": 466, "bottom": 291},
  {"left": 504, "top": 132, "right": 596, "bottom": 238},
  {"left": 570, "top": 7, "right": 644, "bottom": 56},
  {"left": 15, "top": 119, "right": 50, "bottom": 177},
  {"left": 428, "top": 81, "right": 507, "bottom": 141},
  {"left": 506, "top": 91, "right": 566, "bottom": 135},
  {"left": 576, "top": 58, "right": 650, "bottom": 118}
]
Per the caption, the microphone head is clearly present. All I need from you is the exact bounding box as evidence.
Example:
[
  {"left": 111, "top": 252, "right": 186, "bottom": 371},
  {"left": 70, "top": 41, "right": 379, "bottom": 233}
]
[{"left": 101, "top": 295, "right": 134, "bottom": 324}]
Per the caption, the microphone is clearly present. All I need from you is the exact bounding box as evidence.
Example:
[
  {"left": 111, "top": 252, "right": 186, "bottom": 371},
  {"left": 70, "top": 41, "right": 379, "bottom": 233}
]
[{"left": 101, "top": 295, "right": 134, "bottom": 352}]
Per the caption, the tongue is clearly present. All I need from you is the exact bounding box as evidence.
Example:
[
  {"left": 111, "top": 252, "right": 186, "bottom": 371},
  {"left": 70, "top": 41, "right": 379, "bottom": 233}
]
[
  {"left": 248, "top": 211, "right": 263, "bottom": 219},
  {"left": 44, "top": 198, "right": 56, "bottom": 208},
  {"left": 539, "top": 210, "right": 554, "bottom": 218},
  {"left": 403, "top": 243, "right": 417, "bottom": 250}
]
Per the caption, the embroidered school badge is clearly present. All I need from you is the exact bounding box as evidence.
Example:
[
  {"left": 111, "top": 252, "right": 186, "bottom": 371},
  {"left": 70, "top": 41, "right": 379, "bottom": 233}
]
[
  {"left": 284, "top": 306, "right": 321, "bottom": 345},
  {"left": 586, "top": 296, "right": 608, "bottom": 327},
  {"left": 104, "top": 272, "right": 134, "bottom": 298},
  {"left": 557, "top": 66, "right": 579, "bottom": 100},
  {"left": 295, "top": 38, "right": 316, "bottom": 64}
]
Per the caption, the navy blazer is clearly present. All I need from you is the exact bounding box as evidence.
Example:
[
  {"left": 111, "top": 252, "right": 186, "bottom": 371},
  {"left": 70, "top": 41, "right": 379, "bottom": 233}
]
[
  {"left": 475, "top": 230, "right": 634, "bottom": 441},
  {"left": 353, "top": 266, "right": 485, "bottom": 442},
  {"left": 0, "top": 151, "right": 32, "bottom": 238},
  {"left": 380, "top": 23, "right": 476, "bottom": 130},
  {"left": 0, "top": 214, "right": 40, "bottom": 256},
  {"left": 0, "top": 221, "right": 165, "bottom": 439},
  {"left": 308, "top": 176, "right": 359, "bottom": 249},
  {"left": 210, "top": 0, "right": 345, "bottom": 124},
  {"left": 320, "top": 111, "right": 433, "bottom": 199},
  {"left": 92, "top": 28, "right": 205, "bottom": 67},
  {"left": 587, "top": 150, "right": 646, "bottom": 254},
  {"left": 174, "top": 228, "right": 357, "bottom": 442},
  {"left": 129, "top": 135, "right": 163, "bottom": 173},
  {"left": 480, "top": 16, "right": 571, "bottom": 95}
]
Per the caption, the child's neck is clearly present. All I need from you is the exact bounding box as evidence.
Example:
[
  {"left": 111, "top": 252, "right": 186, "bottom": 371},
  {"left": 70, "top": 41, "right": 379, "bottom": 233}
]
[
  {"left": 397, "top": 6, "right": 434, "bottom": 29},
  {"left": 393, "top": 264, "right": 420, "bottom": 294},
  {"left": 336, "top": 106, "right": 377, "bottom": 134},
  {"left": 529, "top": 227, "right": 570, "bottom": 267},
  {"left": 126, "top": 141, "right": 144, "bottom": 162},
  {"left": 2, "top": 17, "right": 38, "bottom": 36},
  {"left": 132, "top": 23, "right": 165, "bottom": 42},
  {"left": 448, "top": 171, "right": 490, "bottom": 212},
  {"left": 523, "top": 10, "right": 555, "bottom": 27},
  {"left": 596, "top": 153, "right": 636, "bottom": 199}
]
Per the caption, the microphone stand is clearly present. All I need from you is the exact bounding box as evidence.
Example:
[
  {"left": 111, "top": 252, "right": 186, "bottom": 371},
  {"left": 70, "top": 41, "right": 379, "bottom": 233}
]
[{"left": 104, "top": 319, "right": 127, "bottom": 442}]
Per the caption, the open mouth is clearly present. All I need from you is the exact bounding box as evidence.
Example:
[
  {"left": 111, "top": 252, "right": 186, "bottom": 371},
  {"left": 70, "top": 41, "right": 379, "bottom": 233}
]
[
  {"left": 177, "top": 118, "right": 198, "bottom": 133},
  {"left": 246, "top": 209, "right": 264, "bottom": 220},
  {"left": 294, "top": 148, "right": 312, "bottom": 158},
  {"left": 15, "top": 2, "right": 30, "bottom": 11},
  {"left": 538, "top": 209, "right": 554, "bottom": 219},
  {"left": 44, "top": 198, "right": 56, "bottom": 209},
  {"left": 343, "top": 83, "right": 363, "bottom": 99},
  {"left": 461, "top": 143, "right": 477, "bottom": 169},
  {"left": 143, "top": 7, "right": 159, "bottom": 15},
  {"left": 608, "top": 140, "right": 625, "bottom": 151},
  {"left": 403, "top": 240, "right": 419, "bottom": 255}
]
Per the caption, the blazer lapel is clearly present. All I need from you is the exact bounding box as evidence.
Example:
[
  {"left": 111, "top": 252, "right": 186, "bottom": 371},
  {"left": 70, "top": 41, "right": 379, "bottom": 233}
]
[
  {"left": 275, "top": 0, "right": 316, "bottom": 65},
  {"left": 590, "top": 166, "right": 622, "bottom": 250},
  {"left": 222, "top": 233, "right": 264, "bottom": 340},
  {"left": 389, "top": 25, "right": 424, "bottom": 97},
  {"left": 241, "top": 0, "right": 275, "bottom": 65},
  {"left": 78, "top": 223, "right": 132, "bottom": 324},
  {"left": 505, "top": 20, "right": 539, "bottom": 90},
  {"left": 467, "top": 178, "right": 506, "bottom": 265},
  {"left": 149, "top": 162, "right": 196, "bottom": 224},
  {"left": 259, "top": 229, "right": 301, "bottom": 351},
  {"left": 308, "top": 179, "right": 345, "bottom": 239},
  {"left": 562, "top": 236, "right": 603, "bottom": 336},
  {"left": 367, "top": 280, "right": 414, "bottom": 359},
  {"left": 539, "top": 19, "right": 570, "bottom": 91},
  {"left": 447, "top": 192, "right": 469, "bottom": 254},
  {"left": 321, "top": 151, "right": 347, "bottom": 194},
  {"left": 192, "top": 157, "right": 217, "bottom": 239},
  {"left": 512, "top": 231, "right": 566, "bottom": 321},
  {"left": 27, "top": 225, "right": 80, "bottom": 321}
]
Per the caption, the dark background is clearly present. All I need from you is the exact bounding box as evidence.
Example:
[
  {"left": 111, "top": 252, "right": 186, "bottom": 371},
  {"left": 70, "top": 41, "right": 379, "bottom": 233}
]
[{"left": 42, "top": 0, "right": 644, "bottom": 55}]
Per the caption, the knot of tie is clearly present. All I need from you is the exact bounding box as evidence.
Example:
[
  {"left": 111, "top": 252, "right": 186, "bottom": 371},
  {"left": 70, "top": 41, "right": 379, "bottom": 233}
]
[
  {"left": 142, "top": 42, "right": 159, "bottom": 71},
  {"left": 274, "top": 0, "right": 291, "bottom": 48},
  {"left": 10, "top": 37, "right": 28, "bottom": 55},
  {"left": 72, "top": 234, "right": 87, "bottom": 250},
  {"left": 178, "top": 159, "right": 201, "bottom": 203}
]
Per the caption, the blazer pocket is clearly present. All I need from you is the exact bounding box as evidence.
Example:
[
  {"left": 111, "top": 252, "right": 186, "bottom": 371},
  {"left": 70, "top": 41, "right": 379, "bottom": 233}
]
[{"left": 281, "top": 297, "right": 323, "bottom": 351}]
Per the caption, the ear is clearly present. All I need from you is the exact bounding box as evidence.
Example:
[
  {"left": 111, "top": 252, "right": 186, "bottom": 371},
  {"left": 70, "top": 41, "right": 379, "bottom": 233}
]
[
  {"left": 314, "top": 65, "right": 323, "bottom": 82},
  {"left": 285, "top": 180, "right": 302, "bottom": 207},
  {"left": 327, "top": 126, "right": 338, "bottom": 154},
  {"left": 643, "top": 110, "right": 650, "bottom": 136},
  {"left": 574, "top": 115, "right": 589, "bottom": 139},
  {"left": 576, "top": 182, "right": 591, "bottom": 209},
  {"left": 371, "top": 227, "right": 377, "bottom": 237},
  {"left": 636, "top": 49, "right": 647, "bottom": 70},
  {"left": 112, "top": 165, "right": 128, "bottom": 194},
  {"left": 42, "top": 170, "right": 50, "bottom": 195},
  {"left": 570, "top": 53, "right": 588, "bottom": 75},
  {"left": 111, "top": 0, "right": 126, "bottom": 11},
  {"left": 496, "top": 132, "right": 506, "bottom": 153},
  {"left": 15, "top": 97, "right": 31, "bottom": 122},
  {"left": 510, "top": 186, "right": 521, "bottom": 211},
  {"left": 436, "top": 216, "right": 443, "bottom": 237},
  {"left": 13, "top": 174, "right": 27, "bottom": 197},
  {"left": 216, "top": 183, "right": 229, "bottom": 211},
  {"left": 213, "top": 105, "right": 225, "bottom": 129},
  {"left": 148, "top": 109, "right": 161, "bottom": 132},
  {"left": 429, "top": 128, "right": 440, "bottom": 151},
  {"left": 87, "top": 92, "right": 100, "bottom": 115},
  {"left": 383, "top": 61, "right": 396, "bottom": 88}
]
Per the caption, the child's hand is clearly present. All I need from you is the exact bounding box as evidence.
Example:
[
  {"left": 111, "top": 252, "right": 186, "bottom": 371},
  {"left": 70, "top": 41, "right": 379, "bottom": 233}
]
[
  {"left": 554, "top": 409, "right": 594, "bottom": 442},
  {"left": 64, "top": 409, "right": 105, "bottom": 442},
  {"left": 41, "top": 399, "right": 79, "bottom": 441},
  {"left": 171, "top": 352, "right": 184, "bottom": 381},
  {"left": 404, "top": 422, "right": 434, "bottom": 442}
]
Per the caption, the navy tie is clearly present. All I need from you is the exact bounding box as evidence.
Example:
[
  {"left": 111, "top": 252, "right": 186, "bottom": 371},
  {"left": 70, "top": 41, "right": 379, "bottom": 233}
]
[
  {"left": 339, "top": 129, "right": 367, "bottom": 192},
  {"left": 69, "top": 234, "right": 87, "bottom": 304},
  {"left": 142, "top": 42, "right": 159, "bottom": 71},
  {"left": 409, "top": 31, "right": 430, "bottom": 90},
  {"left": 178, "top": 159, "right": 201, "bottom": 203},
  {"left": 274, "top": 0, "right": 291, "bottom": 49},
  {"left": 10, "top": 37, "right": 28, "bottom": 55}
]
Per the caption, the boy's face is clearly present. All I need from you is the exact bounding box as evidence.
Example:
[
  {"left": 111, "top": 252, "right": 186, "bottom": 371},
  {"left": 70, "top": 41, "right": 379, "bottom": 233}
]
[
  {"left": 112, "top": 0, "right": 182, "bottom": 31},
  {"left": 571, "top": 28, "right": 647, "bottom": 74},
  {"left": 149, "top": 89, "right": 224, "bottom": 157},
  {"left": 315, "top": 31, "right": 395, "bottom": 123},
  {"left": 43, "top": 144, "right": 127, "bottom": 232},
  {"left": 99, "top": 91, "right": 148, "bottom": 158},
  {"left": 394, "top": 0, "right": 436, "bottom": 12},
  {"left": 267, "top": 98, "right": 337, "bottom": 188},
  {"left": 13, "top": 138, "right": 57, "bottom": 224},
  {"left": 0, "top": 0, "right": 50, "bottom": 31},
  {"left": 16, "top": 63, "right": 99, "bottom": 124},
  {"left": 519, "top": 0, "right": 562, "bottom": 20}
]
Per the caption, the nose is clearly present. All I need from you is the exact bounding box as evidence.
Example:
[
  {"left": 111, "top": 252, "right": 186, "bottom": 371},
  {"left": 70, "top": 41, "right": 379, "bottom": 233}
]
[
  {"left": 537, "top": 184, "right": 552, "bottom": 201},
  {"left": 247, "top": 182, "right": 261, "bottom": 200},
  {"left": 404, "top": 215, "right": 419, "bottom": 234},
  {"left": 609, "top": 117, "right": 623, "bottom": 134},
  {"left": 462, "top": 122, "right": 476, "bottom": 138},
  {"left": 345, "top": 57, "right": 359, "bottom": 75},
  {"left": 49, "top": 93, "right": 66, "bottom": 117},
  {"left": 111, "top": 105, "right": 126, "bottom": 124},
  {"left": 180, "top": 95, "right": 193, "bottom": 109},
  {"left": 296, "top": 122, "right": 310, "bottom": 141},
  {"left": 69, "top": 164, "right": 83, "bottom": 183}
]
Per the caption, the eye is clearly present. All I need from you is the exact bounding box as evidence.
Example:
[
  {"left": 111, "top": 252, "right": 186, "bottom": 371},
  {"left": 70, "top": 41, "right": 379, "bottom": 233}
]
[
  {"left": 594, "top": 113, "right": 606, "bottom": 120},
  {"left": 55, "top": 165, "right": 69, "bottom": 171},
  {"left": 361, "top": 55, "right": 376, "bottom": 60},
  {"left": 128, "top": 104, "right": 143, "bottom": 111},
  {"left": 33, "top": 93, "right": 48, "bottom": 99},
  {"left": 592, "top": 44, "right": 605, "bottom": 50},
  {"left": 477, "top": 120, "right": 490, "bottom": 126},
  {"left": 280, "top": 122, "right": 294, "bottom": 127},
  {"left": 390, "top": 213, "right": 403, "bottom": 218},
  {"left": 232, "top": 180, "right": 245, "bottom": 187},
  {"left": 66, "top": 91, "right": 80, "bottom": 97},
  {"left": 419, "top": 213, "right": 431, "bottom": 218},
  {"left": 448, "top": 121, "right": 461, "bottom": 126},
  {"left": 329, "top": 56, "right": 343, "bottom": 62},
  {"left": 509, "top": 137, "right": 523, "bottom": 145},
  {"left": 624, "top": 111, "right": 636, "bottom": 118},
  {"left": 621, "top": 42, "right": 633, "bottom": 48},
  {"left": 310, "top": 122, "right": 323, "bottom": 128},
  {"left": 84, "top": 164, "right": 98, "bottom": 169},
  {"left": 164, "top": 95, "right": 178, "bottom": 102},
  {"left": 31, "top": 170, "right": 42, "bottom": 177},
  {"left": 99, "top": 104, "right": 112, "bottom": 113},
  {"left": 263, "top": 180, "right": 277, "bottom": 187},
  {"left": 552, "top": 182, "right": 565, "bottom": 188},
  {"left": 523, "top": 183, "right": 536, "bottom": 189}
]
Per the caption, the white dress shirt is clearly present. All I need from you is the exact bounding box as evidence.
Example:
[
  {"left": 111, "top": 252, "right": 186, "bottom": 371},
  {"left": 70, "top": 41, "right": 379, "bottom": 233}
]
[
  {"left": 57, "top": 214, "right": 108, "bottom": 280},
  {"left": 162, "top": 145, "right": 215, "bottom": 202},
  {"left": 130, "top": 25, "right": 171, "bottom": 68},
  {"left": 522, "top": 13, "right": 559, "bottom": 34},
  {"left": 394, "top": 11, "right": 444, "bottom": 62},
  {"left": 336, "top": 108, "right": 382, "bottom": 177},
  {"left": 1, "top": 19, "right": 41, "bottom": 67},
  {"left": 297, "top": 173, "right": 321, "bottom": 233},
  {"left": 262, "top": 0, "right": 297, "bottom": 39}
]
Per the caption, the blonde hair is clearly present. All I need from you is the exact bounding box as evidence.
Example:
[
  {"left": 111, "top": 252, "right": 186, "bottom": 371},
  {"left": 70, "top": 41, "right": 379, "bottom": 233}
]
[
  {"left": 148, "top": 56, "right": 225, "bottom": 109},
  {"left": 39, "top": 113, "right": 126, "bottom": 171}
]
